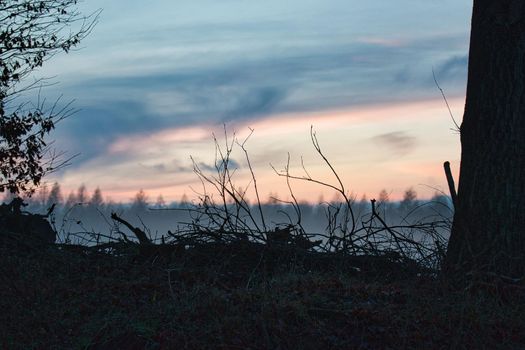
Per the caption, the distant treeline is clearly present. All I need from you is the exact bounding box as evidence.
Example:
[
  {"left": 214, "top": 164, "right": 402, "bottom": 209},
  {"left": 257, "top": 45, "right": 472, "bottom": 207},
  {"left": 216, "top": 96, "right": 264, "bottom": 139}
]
[{"left": 1, "top": 182, "right": 453, "bottom": 244}]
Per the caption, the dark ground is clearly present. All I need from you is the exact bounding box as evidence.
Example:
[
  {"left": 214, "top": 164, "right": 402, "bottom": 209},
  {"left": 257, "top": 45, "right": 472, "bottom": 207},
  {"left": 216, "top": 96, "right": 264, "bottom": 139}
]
[{"left": 1, "top": 233, "right": 524, "bottom": 350}]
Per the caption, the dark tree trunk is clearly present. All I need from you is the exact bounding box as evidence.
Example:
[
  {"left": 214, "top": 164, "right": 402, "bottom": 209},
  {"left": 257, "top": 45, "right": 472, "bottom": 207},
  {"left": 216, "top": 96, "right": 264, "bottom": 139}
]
[{"left": 446, "top": 1, "right": 525, "bottom": 279}]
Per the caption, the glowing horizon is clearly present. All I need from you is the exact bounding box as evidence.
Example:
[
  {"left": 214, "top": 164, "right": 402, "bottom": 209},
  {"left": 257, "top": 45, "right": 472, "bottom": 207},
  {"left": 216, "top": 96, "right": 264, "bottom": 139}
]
[
  {"left": 44, "top": 96, "right": 463, "bottom": 205},
  {"left": 13, "top": 0, "right": 470, "bottom": 205}
]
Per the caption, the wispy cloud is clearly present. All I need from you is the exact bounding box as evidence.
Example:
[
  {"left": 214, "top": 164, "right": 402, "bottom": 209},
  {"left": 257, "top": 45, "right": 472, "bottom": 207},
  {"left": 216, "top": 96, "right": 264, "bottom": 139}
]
[
  {"left": 48, "top": 97, "right": 463, "bottom": 202},
  {"left": 36, "top": 0, "right": 470, "bottom": 202},
  {"left": 53, "top": 33, "right": 469, "bottom": 150},
  {"left": 371, "top": 131, "right": 417, "bottom": 156},
  {"left": 356, "top": 37, "right": 407, "bottom": 48}
]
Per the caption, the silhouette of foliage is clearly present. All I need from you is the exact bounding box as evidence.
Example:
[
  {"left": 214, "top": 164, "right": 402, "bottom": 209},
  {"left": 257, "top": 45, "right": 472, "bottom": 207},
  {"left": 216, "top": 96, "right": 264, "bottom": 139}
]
[{"left": 0, "top": 0, "right": 99, "bottom": 193}]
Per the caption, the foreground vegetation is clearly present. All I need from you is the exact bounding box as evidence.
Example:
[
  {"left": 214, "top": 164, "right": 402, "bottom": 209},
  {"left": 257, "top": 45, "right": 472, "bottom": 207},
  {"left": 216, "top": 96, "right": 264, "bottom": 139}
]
[
  {"left": 1, "top": 230, "right": 525, "bottom": 349},
  {"left": 2, "top": 132, "right": 524, "bottom": 349}
]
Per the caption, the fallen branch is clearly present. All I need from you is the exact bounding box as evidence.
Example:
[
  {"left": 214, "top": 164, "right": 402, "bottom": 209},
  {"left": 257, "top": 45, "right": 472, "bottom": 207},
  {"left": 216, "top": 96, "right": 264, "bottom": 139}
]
[{"left": 110, "top": 212, "right": 151, "bottom": 245}]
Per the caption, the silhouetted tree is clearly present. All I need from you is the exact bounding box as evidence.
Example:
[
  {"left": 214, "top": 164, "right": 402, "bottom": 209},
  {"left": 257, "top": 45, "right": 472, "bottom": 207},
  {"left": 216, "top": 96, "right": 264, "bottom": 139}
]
[
  {"left": 36, "top": 183, "right": 49, "bottom": 208},
  {"left": 46, "top": 182, "right": 62, "bottom": 208},
  {"left": 446, "top": 1, "right": 525, "bottom": 278},
  {"left": 64, "top": 191, "right": 77, "bottom": 210},
  {"left": 372, "top": 190, "right": 390, "bottom": 217},
  {"left": 356, "top": 194, "right": 368, "bottom": 215},
  {"left": 76, "top": 184, "right": 87, "bottom": 204},
  {"left": 154, "top": 194, "right": 166, "bottom": 209},
  {"left": 0, "top": 1, "right": 98, "bottom": 193},
  {"left": 399, "top": 187, "right": 417, "bottom": 211},
  {"left": 89, "top": 187, "right": 104, "bottom": 207},
  {"left": 378, "top": 189, "right": 389, "bottom": 204},
  {"left": 131, "top": 189, "right": 148, "bottom": 212}
]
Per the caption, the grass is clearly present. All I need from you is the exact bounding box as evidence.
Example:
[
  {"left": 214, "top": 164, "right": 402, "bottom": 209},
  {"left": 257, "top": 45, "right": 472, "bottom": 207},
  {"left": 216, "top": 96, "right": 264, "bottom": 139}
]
[{"left": 1, "top": 235, "right": 524, "bottom": 350}]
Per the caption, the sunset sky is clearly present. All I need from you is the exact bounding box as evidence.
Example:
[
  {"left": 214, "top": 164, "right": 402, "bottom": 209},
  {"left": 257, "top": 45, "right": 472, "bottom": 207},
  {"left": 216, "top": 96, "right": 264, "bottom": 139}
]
[{"left": 31, "top": 0, "right": 472, "bottom": 204}]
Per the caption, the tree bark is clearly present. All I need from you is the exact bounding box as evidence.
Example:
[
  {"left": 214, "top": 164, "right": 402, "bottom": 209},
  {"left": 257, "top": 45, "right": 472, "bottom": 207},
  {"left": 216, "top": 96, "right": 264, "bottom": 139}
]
[{"left": 446, "top": 1, "right": 525, "bottom": 279}]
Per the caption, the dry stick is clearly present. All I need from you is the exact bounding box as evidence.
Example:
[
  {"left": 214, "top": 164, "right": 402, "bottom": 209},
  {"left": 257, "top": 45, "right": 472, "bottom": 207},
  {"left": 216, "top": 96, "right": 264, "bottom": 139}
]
[
  {"left": 309, "top": 126, "right": 356, "bottom": 235},
  {"left": 110, "top": 212, "right": 152, "bottom": 245},
  {"left": 370, "top": 199, "right": 404, "bottom": 254},
  {"left": 443, "top": 161, "right": 458, "bottom": 209},
  {"left": 192, "top": 157, "right": 233, "bottom": 231},
  {"left": 433, "top": 69, "right": 460, "bottom": 132},
  {"left": 238, "top": 127, "right": 267, "bottom": 232},
  {"left": 270, "top": 127, "right": 356, "bottom": 251},
  {"left": 284, "top": 153, "right": 303, "bottom": 229},
  {"left": 192, "top": 151, "right": 263, "bottom": 238},
  {"left": 213, "top": 132, "right": 234, "bottom": 230}
]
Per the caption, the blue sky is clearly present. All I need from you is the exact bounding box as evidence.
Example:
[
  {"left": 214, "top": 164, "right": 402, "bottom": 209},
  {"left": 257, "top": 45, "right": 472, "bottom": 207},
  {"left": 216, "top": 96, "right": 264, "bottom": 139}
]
[{"left": 32, "top": 0, "right": 472, "bottom": 203}]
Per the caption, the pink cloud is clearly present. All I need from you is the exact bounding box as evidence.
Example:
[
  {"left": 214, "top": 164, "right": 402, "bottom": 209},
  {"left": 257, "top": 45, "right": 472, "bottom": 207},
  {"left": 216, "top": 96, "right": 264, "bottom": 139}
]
[{"left": 50, "top": 97, "right": 464, "bottom": 204}]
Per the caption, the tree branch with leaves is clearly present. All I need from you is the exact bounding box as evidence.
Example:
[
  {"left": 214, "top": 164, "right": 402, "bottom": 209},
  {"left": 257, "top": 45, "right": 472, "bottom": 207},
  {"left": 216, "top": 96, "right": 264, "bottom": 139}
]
[{"left": 0, "top": 0, "right": 99, "bottom": 193}]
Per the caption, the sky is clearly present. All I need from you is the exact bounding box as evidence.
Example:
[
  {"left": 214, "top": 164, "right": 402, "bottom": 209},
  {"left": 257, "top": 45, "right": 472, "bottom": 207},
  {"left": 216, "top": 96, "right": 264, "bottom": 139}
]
[{"left": 29, "top": 0, "right": 472, "bottom": 204}]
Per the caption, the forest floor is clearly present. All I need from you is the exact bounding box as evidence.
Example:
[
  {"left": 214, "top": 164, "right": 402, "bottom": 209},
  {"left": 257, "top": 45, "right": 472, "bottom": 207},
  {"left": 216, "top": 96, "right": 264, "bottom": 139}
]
[{"left": 1, "top": 236, "right": 525, "bottom": 350}]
